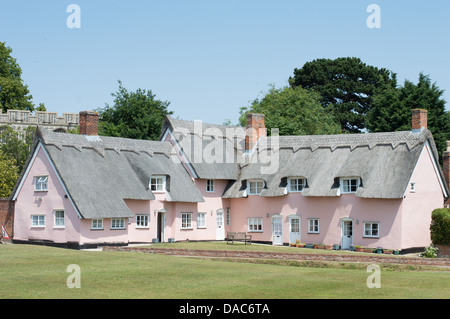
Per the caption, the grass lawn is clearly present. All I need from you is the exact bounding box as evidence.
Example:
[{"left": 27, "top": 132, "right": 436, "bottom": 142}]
[{"left": 0, "top": 244, "right": 449, "bottom": 299}]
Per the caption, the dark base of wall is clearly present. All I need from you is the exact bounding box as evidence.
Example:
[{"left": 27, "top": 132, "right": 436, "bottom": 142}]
[{"left": 12, "top": 239, "right": 129, "bottom": 250}]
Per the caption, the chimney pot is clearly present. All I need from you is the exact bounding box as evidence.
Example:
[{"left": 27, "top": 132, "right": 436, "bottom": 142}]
[{"left": 79, "top": 111, "right": 99, "bottom": 136}]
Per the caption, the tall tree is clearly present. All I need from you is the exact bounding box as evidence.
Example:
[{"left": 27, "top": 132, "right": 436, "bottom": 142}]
[
  {"left": 289, "top": 57, "right": 396, "bottom": 133},
  {"left": 366, "top": 74, "right": 411, "bottom": 132},
  {"left": 368, "top": 73, "right": 449, "bottom": 159},
  {"left": 0, "top": 42, "right": 34, "bottom": 112},
  {"left": 239, "top": 85, "right": 341, "bottom": 136},
  {"left": 96, "top": 81, "right": 173, "bottom": 140}
]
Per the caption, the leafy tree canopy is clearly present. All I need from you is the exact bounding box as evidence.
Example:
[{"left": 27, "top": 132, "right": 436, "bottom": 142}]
[
  {"left": 368, "top": 73, "right": 450, "bottom": 159},
  {"left": 239, "top": 85, "right": 341, "bottom": 136},
  {"left": 0, "top": 150, "right": 19, "bottom": 198},
  {"left": 0, "top": 42, "right": 34, "bottom": 112},
  {"left": 289, "top": 57, "right": 396, "bottom": 133},
  {"left": 0, "top": 126, "right": 35, "bottom": 173},
  {"left": 96, "top": 81, "right": 173, "bottom": 141}
]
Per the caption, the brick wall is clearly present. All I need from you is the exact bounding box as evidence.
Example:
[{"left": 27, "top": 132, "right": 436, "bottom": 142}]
[{"left": 0, "top": 199, "right": 14, "bottom": 239}]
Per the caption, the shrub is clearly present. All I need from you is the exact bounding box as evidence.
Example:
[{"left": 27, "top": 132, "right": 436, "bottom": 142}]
[
  {"left": 430, "top": 208, "right": 450, "bottom": 245},
  {"left": 423, "top": 245, "right": 439, "bottom": 258}
]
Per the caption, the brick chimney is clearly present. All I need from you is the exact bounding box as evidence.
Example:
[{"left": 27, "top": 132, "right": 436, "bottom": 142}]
[
  {"left": 245, "top": 113, "right": 266, "bottom": 151},
  {"left": 412, "top": 109, "right": 428, "bottom": 131},
  {"left": 79, "top": 111, "right": 99, "bottom": 136}
]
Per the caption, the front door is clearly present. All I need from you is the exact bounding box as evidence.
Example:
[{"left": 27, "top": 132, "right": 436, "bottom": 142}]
[
  {"left": 272, "top": 215, "right": 283, "bottom": 245},
  {"left": 157, "top": 213, "right": 165, "bottom": 243},
  {"left": 216, "top": 212, "right": 225, "bottom": 240},
  {"left": 289, "top": 216, "right": 301, "bottom": 244},
  {"left": 341, "top": 220, "right": 353, "bottom": 249}
]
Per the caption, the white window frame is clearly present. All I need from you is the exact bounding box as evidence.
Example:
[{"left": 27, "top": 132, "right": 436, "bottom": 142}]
[
  {"left": 53, "top": 210, "right": 65, "bottom": 228},
  {"left": 340, "top": 177, "right": 360, "bottom": 194},
  {"left": 111, "top": 218, "right": 126, "bottom": 230},
  {"left": 248, "top": 217, "right": 263, "bottom": 232},
  {"left": 31, "top": 215, "right": 45, "bottom": 228},
  {"left": 364, "top": 222, "right": 379, "bottom": 238},
  {"left": 226, "top": 207, "right": 231, "bottom": 226},
  {"left": 288, "top": 177, "right": 305, "bottom": 192},
  {"left": 206, "top": 179, "right": 215, "bottom": 193},
  {"left": 91, "top": 219, "right": 103, "bottom": 230},
  {"left": 181, "top": 212, "right": 192, "bottom": 229},
  {"left": 248, "top": 180, "right": 264, "bottom": 195},
  {"left": 34, "top": 176, "right": 49, "bottom": 192},
  {"left": 197, "top": 212, "right": 206, "bottom": 228},
  {"left": 150, "top": 176, "right": 166, "bottom": 192},
  {"left": 136, "top": 215, "right": 149, "bottom": 228},
  {"left": 308, "top": 218, "right": 319, "bottom": 234}
]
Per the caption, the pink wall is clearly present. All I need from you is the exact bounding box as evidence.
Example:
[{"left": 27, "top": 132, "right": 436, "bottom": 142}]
[
  {"left": 229, "top": 193, "right": 403, "bottom": 248},
  {"left": 13, "top": 145, "right": 81, "bottom": 244},
  {"left": 400, "top": 143, "right": 444, "bottom": 249}
]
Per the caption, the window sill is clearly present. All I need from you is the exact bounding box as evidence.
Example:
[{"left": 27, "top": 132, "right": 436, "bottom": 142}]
[{"left": 181, "top": 227, "right": 193, "bottom": 230}]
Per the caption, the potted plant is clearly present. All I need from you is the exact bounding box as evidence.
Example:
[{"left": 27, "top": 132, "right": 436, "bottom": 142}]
[
  {"left": 305, "top": 243, "right": 314, "bottom": 249},
  {"left": 393, "top": 249, "right": 400, "bottom": 255},
  {"left": 349, "top": 244, "right": 356, "bottom": 251},
  {"left": 296, "top": 242, "right": 305, "bottom": 248},
  {"left": 374, "top": 247, "right": 383, "bottom": 254},
  {"left": 383, "top": 249, "right": 393, "bottom": 254},
  {"left": 289, "top": 242, "right": 296, "bottom": 247},
  {"left": 314, "top": 243, "right": 326, "bottom": 249},
  {"left": 325, "top": 244, "right": 333, "bottom": 250},
  {"left": 363, "top": 247, "right": 374, "bottom": 253},
  {"left": 333, "top": 244, "right": 341, "bottom": 250}
]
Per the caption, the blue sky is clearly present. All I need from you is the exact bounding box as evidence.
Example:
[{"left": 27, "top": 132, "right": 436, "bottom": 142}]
[{"left": 1, "top": 0, "right": 449, "bottom": 125}]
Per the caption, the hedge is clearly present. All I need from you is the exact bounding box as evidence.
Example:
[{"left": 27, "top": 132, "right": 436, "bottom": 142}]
[{"left": 430, "top": 208, "right": 450, "bottom": 245}]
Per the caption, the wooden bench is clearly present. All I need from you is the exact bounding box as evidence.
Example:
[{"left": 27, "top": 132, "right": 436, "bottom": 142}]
[{"left": 226, "top": 232, "right": 252, "bottom": 245}]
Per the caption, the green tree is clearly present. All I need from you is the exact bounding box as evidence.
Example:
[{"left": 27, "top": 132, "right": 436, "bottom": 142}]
[
  {"left": 289, "top": 57, "right": 396, "bottom": 133},
  {"left": 368, "top": 73, "right": 450, "bottom": 158},
  {"left": 96, "top": 81, "right": 173, "bottom": 140},
  {"left": 239, "top": 85, "right": 341, "bottom": 136},
  {"left": 0, "top": 42, "right": 34, "bottom": 112},
  {"left": 0, "top": 150, "right": 19, "bottom": 198},
  {"left": 0, "top": 126, "right": 35, "bottom": 173},
  {"left": 366, "top": 74, "right": 411, "bottom": 132}
]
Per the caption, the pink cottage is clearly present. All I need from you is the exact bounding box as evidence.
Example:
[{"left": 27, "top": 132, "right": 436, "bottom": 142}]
[{"left": 11, "top": 110, "right": 449, "bottom": 253}]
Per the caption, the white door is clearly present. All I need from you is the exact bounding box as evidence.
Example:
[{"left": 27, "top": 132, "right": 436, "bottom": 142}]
[
  {"left": 216, "top": 212, "right": 225, "bottom": 240},
  {"left": 341, "top": 220, "right": 353, "bottom": 249},
  {"left": 289, "top": 216, "right": 301, "bottom": 244},
  {"left": 272, "top": 216, "right": 283, "bottom": 245}
]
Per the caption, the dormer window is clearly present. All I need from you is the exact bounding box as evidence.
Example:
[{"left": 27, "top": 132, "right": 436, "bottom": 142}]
[
  {"left": 206, "top": 179, "right": 215, "bottom": 193},
  {"left": 288, "top": 177, "right": 305, "bottom": 192},
  {"left": 341, "top": 177, "right": 360, "bottom": 194},
  {"left": 248, "top": 180, "right": 264, "bottom": 195},
  {"left": 150, "top": 176, "right": 166, "bottom": 192}
]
